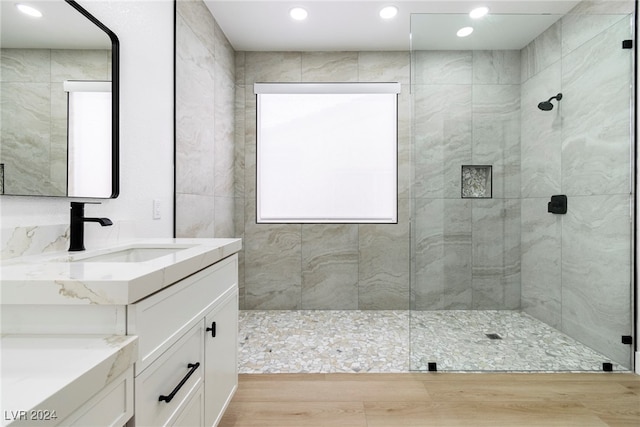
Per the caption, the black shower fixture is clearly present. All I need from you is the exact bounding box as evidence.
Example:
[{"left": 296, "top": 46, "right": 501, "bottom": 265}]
[{"left": 538, "top": 93, "right": 563, "bottom": 111}]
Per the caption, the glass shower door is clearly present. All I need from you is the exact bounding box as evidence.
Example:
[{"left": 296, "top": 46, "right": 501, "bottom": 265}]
[{"left": 409, "top": 5, "right": 635, "bottom": 372}]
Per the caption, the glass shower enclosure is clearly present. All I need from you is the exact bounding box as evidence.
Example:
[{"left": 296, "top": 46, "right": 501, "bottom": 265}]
[{"left": 409, "top": 4, "right": 635, "bottom": 372}]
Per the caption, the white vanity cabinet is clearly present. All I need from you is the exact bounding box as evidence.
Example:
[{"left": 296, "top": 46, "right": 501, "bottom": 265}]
[
  {"left": 1, "top": 238, "right": 242, "bottom": 427},
  {"left": 127, "top": 254, "right": 239, "bottom": 427}
]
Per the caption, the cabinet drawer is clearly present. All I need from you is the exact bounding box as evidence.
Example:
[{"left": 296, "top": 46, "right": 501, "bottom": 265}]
[
  {"left": 61, "top": 367, "right": 134, "bottom": 426},
  {"left": 134, "top": 323, "right": 204, "bottom": 427},
  {"left": 172, "top": 385, "right": 204, "bottom": 427},
  {"left": 128, "top": 255, "right": 237, "bottom": 373}
]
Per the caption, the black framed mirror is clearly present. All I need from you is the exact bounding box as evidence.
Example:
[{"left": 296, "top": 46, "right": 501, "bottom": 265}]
[{"left": 0, "top": 0, "right": 119, "bottom": 198}]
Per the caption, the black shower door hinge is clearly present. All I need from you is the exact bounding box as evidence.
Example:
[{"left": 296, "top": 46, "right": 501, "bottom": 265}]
[
  {"left": 622, "top": 40, "right": 633, "bottom": 49},
  {"left": 622, "top": 335, "right": 633, "bottom": 345}
]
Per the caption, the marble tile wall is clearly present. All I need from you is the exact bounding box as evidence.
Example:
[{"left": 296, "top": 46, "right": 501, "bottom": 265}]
[
  {"left": 235, "top": 51, "right": 411, "bottom": 310},
  {"left": 175, "top": 0, "right": 235, "bottom": 239},
  {"left": 520, "top": 2, "right": 633, "bottom": 368},
  {"left": 411, "top": 49, "right": 521, "bottom": 310},
  {"left": 0, "top": 48, "right": 110, "bottom": 196}
]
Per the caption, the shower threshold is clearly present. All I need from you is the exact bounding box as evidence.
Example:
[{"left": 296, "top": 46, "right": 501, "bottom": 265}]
[{"left": 238, "top": 310, "right": 629, "bottom": 373}]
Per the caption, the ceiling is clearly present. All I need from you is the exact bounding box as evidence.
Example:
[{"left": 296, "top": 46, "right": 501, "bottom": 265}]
[
  {"left": 204, "top": 0, "right": 582, "bottom": 52},
  {"left": 1, "top": 0, "right": 112, "bottom": 49}
]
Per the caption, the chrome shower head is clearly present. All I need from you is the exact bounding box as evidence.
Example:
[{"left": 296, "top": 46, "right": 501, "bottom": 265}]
[{"left": 538, "top": 93, "right": 563, "bottom": 111}]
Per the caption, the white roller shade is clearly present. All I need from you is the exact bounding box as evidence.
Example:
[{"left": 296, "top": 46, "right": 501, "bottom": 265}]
[{"left": 255, "top": 83, "right": 399, "bottom": 223}]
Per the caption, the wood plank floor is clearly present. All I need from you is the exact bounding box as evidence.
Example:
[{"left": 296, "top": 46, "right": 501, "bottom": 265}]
[{"left": 218, "top": 373, "right": 640, "bottom": 427}]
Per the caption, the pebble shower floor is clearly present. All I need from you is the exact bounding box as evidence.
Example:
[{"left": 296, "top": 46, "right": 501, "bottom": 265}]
[{"left": 238, "top": 310, "right": 628, "bottom": 373}]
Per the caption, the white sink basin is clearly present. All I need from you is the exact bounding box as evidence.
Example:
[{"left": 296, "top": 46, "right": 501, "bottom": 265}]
[{"left": 77, "top": 247, "right": 190, "bottom": 263}]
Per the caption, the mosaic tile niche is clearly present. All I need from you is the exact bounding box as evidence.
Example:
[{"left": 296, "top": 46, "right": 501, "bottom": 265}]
[{"left": 461, "top": 165, "right": 492, "bottom": 198}]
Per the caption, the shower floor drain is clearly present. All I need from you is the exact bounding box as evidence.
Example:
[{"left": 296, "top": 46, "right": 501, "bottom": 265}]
[{"left": 485, "top": 333, "right": 502, "bottom": 340}]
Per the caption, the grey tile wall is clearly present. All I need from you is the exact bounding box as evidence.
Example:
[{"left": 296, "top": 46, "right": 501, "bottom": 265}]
[
  {"left": 411, "top": 49, "right": 521, "bottom": 311},
  {"left": 175, "top": 0, "right": 236, "bottom": 238},
  {"left": 174, "top": 0, "right": 634, "bottom": 368},
  {"left": 0, "top": 48, "right": 109, "bottom": 196},
  {"left": 520, "top": 3, "right": 633, "bottom": 367},
  {"left": 235, "top": 51, "right": 411, "bottom": 310}
]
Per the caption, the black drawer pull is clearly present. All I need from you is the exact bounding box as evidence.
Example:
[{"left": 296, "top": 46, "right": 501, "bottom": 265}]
[
  {"left": 206, "top": 321, "right": 216, "bottom": 338},
  {"left": 158, "top": 362, "right": 200, "bottom": 403}
]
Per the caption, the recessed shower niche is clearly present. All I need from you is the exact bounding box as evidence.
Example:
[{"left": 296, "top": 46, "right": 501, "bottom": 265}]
[{"left": 461, "top": 165, "right": 492, "bottom": 198}]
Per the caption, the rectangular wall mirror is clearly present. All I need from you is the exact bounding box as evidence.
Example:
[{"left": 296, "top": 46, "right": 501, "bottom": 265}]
[{"left": 0, "top": 0, "right": 119, "bottom": 198}]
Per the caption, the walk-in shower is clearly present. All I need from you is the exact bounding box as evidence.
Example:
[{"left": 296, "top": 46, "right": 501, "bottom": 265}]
[{"left": 409, "top": 3, "right": 635, "bottom": 372}]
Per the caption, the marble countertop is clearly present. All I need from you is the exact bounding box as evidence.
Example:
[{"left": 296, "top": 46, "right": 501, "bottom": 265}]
[
  {"left": 0, "top": 238, "right": 242, "bottom": 305},
  {"left": 1, "top": 334, "right": 138, "bottom": 427}
]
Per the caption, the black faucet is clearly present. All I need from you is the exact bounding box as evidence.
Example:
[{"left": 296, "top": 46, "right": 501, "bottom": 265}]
[{"left": 69, "top": 202, "right": 113, "bottom": 252}]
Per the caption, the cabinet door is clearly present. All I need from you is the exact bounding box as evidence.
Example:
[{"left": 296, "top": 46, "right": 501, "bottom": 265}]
[
  {"left": 204, "top": 289, "right": 238, "bottom": 427},
  {"left": 135, "top": 322, "right": 204, "bottom": 427}
]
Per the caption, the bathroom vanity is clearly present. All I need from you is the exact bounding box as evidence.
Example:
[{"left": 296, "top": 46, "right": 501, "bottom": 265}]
[{"left": 1, "top": 238, "right": 242, "bottom": 427}]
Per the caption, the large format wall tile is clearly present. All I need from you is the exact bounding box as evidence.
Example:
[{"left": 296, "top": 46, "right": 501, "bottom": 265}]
[
  {"left": 244, "top": 51, "right": 301, "bottom": 83},
  {"left": 358, "top": 200, "right": 410, "bottom": 310},
  {"left": 51, "top": 50, "right": 109, "bottom": 82},
  {"left": 562, "top": 0, "right": 633, "bottom": 55},
  {"left": 176, "top": 0, "right": 235, "bottom": 239},
  {"left": 473, "top": 50, "right": 521, "bottom": 85},
  {"left": 472, "top": 84, "right": 521, "bottom": 199},
  {"left": 234, "top": 83, "right": 246, "bottom": 198},
  {"left": 358, "top": 51, "right": 410, "bottom": 85},
  {"left": 413, "top": 51, "right": 472, "bottom": 85},
  {"left": 562, "top": 13, "right": 632, "bottom": 56},
  {"left": 301, "top": 52, "right": 358, "bottom": 81},
  {"left": 412, "top": 198, "right": 445, "bottom": 310},
  {"left": 520, "top": 197, "right": 562, "bottom": 328},
  {"left": 520, "top": 62, "right": 562, "bottom": 198},
  {"left": 301, "top": 224, "right": 359, "bottom": 309},
  {"left": 244, "top": 222, "right": 302, "bottom": 309},
  {"left": 519, "top": 2, "right": 633, "bottom": 369},
  {"left": 442, "top": 200, "right": 473, "bottom": 309},
  {"left": 561, "top": 194, "right": 632, "bottom": 367},
  {"left": 176, "top": 12, "right": 216, "bottom": 196},
  {"left": 175, "top": 193, "right": 215, "bottom": 237},
  {"left": 472, "top": 199, "right": 520, "bottom": 309},
  {"left": 412, "top": 198, "right": 473, "bottom": 310},
  {"left": 214, "top": 59, "right": 235, "bottom": 198},
  {"left": 239, "top": 51, "right": 412, "bottom": 310},
  {"left": 1, "top": 82, "right": 51, "bottom": 195},
  {"left": 413, "top": 84, "right": 472, "bottom": 199},
  {"left": 0, "top": 48, "right": 109, "bottom": 196},
  {"left": 521, "top": 21, "right": 561, "bottom": 83},
  {"left": 1, "top": 49, "right": 50, "bottom": 82},
  {"left": 177, "top": 0, "right": 216, "bottom": 55},
  {"left": 561, "top": 17, "right": 631, "bottom": 196},
  {"left": 214, "top": 196, "right": 235, "bottom": 238}
]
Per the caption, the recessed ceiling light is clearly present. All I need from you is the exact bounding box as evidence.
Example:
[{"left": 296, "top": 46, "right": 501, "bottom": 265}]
[
  {"left": 289, "top": 7, "right": 308, "bottom": 21},
  {"left": 16, "top": 3, "right": 42, "bottom": 18},
  {"left": 469, "top": 6, "right": 489, "bottom": 19},
  {"left": 457, "top": 26, "right": 474, "bottom": 37},
  {"left": 379, "top": 5, "right": 398, "bottom": 19}
]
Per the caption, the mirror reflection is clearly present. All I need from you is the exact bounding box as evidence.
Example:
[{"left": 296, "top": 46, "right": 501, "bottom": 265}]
[{"left": 0, "top": 0, "right": 119, "bottom": 198}]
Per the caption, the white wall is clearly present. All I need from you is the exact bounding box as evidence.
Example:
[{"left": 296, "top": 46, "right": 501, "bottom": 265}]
[{"left": 0, "top": 0, "right": 174, "bottom": 254}]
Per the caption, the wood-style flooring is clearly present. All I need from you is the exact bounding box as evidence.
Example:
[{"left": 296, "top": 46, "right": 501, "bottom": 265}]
[{"left": 218, "top": 373, "right": 640, "bottom": 427}]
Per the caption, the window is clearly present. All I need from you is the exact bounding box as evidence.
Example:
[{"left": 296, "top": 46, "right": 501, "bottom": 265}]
[
  {"left": 255, "top": 82, "right": 400, "bottom": 223},
  {"left": 64, "top": 80, "right": 112, "bottom": 198}
]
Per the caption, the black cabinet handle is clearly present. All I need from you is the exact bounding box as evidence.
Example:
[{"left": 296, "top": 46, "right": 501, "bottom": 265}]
[
  {"left": 206, "top": 321, "right": 216, "bottom": 338},
  {"left": 158, "top": 362, "right": 200, "bottom": 403}
]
